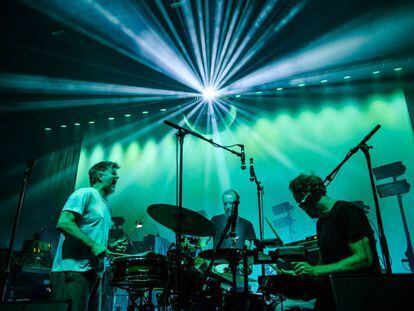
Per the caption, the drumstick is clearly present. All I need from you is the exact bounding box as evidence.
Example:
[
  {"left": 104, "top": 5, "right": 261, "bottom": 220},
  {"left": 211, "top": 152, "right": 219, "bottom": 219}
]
[{"left": 265, "top": 217, "right": 284, "bottom": 246}]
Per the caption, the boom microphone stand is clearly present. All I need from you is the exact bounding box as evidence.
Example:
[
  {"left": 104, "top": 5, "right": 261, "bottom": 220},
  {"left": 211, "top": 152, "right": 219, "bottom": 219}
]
[
  {"left": 164, "top": 120, "right": 245, "bottom": 309},
  {"left": 323, "top": 124, "right": 392, "bottom": 274}
]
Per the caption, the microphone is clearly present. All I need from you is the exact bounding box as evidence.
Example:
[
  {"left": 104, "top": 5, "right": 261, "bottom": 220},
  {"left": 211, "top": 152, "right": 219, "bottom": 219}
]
[
  {"left": 240, "top": 145, "right": 246, "bottom": 170},
  {"left": 249, "top": 158, "right": 255, "bottom": 182}
]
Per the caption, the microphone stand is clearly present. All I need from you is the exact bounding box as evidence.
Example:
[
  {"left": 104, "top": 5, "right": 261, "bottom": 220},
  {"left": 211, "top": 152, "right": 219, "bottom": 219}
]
[
  {"left": 323, "top": 124, "right": 392, "bottom": 274},
  {"left": 1, "top": 159, "right": 35, "bottom": 302},
  {"left": 249, "top": 158, "right": 265, "bottom": 276},
  {"left": 164, "top": 120, "right": 244, "bottom": 309}
]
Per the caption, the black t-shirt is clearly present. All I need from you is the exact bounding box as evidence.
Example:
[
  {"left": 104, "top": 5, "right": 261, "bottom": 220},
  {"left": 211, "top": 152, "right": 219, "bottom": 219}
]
[
  {"left": 211, "top": 214, "right": 256, "bottom": 249},
  {"left": 317, "top": 201, "right": 381, "bottom": 274}
]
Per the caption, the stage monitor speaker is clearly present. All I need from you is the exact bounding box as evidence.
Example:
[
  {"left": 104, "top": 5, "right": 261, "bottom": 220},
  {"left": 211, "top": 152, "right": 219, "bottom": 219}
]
[
  {"left": 330, "top": 274, "right": 414, "bottom": 311},
  {"left": 0, "top": 301, "right": 69, "bottom": 311}
]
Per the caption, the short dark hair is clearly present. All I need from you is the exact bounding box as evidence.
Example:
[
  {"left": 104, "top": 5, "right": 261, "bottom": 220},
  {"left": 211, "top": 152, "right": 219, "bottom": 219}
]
[
  {"left": 289, "top": 173, "right": 326, "bottom": 202},
  {"left": 88, "top": 161, "right": 120, "bottom": 186}
]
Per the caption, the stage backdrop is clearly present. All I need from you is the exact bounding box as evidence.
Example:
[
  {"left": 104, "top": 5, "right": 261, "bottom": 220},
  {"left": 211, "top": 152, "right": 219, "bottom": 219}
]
[{"left": 75, "top": 87, "right": 414, "bottom": 274}]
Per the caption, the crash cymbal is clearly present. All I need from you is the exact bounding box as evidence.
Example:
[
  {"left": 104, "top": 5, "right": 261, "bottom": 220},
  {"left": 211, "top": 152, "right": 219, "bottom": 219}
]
[
  {"left": 198, "top": 248, "right": 255, "bottom": 265},
  {"left": 147, "top": 204, "right": 215, "bottom": 237}
]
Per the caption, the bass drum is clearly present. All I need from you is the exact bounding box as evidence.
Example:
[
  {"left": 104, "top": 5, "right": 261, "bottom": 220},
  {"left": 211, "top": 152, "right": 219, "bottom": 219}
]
[{"left": 110, "top": 253, "right": 171, "bottom": 290}]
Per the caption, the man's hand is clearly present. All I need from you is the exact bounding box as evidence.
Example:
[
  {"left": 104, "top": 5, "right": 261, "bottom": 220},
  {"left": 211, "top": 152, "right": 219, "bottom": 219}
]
[
  {"left": 91, "top": 243, "right": 107, "bottom": 257},
  {"left": 109, "top": 238, "right": 128, "bottom": 252},
  {"left": 292, "top": 262, "right": 320, "bottom": 276}
]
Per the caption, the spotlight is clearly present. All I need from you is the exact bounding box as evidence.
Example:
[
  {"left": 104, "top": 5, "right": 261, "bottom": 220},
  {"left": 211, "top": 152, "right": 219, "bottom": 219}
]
[
  {"left": 344, "top": 75, "right": 351, "bottom": 80},
  {"left": 60, "top": 125, "right": 67, "bottom": 128},
  {"left": 160, "top": 108, "right": 167, "bottom": 112},
  {"left": 298, "top": 83, "right": 305, "bottom": 87},
  {"left": 372, "top": 71, "right": 380, "bottom": 75},
  {"left": 256, "top": 91, "right": 262, "bottom": 94},
  {"left": 74, "top": 123, "right": 81, "bottom": 126},
  {"left": 394, "top": 67, "right": 402, "bottom": 71},
  {"left": 202, "top": 87, "right": 218, "bottom": 101},
  {"left": 124, "top": 114, "right": 131, "bottom": 117},
  {"left": 321, "top": 80, "right": 328, "bottom": 83},
  {"left": 276, "top": 87, "right": 283, "bottom": 91},
  {"left": 88, "top": 121, "right": 95, "bottom": 124},
  {"left": 44, "top": 127, "right": 52, "bottom": 131},
  {"left": 142, "top": 111, "right": 149, "bottom": 114},
  {"left": 108, "top": 117, "right": 115, "bottom": 120}
]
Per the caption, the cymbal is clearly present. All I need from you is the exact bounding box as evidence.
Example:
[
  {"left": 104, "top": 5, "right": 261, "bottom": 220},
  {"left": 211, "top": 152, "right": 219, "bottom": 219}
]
[
  {"left": 147, "top": 204, "right": 215, "bottom": 237},
  {"left": 198, "top": 248, "right": 255, "bottom": 265}
]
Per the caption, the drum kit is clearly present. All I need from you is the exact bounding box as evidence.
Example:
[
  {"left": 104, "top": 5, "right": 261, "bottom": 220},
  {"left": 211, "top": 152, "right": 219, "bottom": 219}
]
[{"left": 108, "top": 204, "right": 270, "bottom": 310}]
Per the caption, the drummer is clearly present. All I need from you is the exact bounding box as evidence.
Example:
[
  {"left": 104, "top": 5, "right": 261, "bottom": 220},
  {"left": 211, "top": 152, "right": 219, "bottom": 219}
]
[{"left": 195, "top": 189, "right": 256, "bottom": 271}]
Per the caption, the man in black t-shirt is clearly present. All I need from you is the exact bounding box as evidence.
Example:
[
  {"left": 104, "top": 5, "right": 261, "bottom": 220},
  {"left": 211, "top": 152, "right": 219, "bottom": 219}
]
[
  {"left": 288, "top": 173, "right": 381, "bottom": 276},
  {"left": 210, "top": 189, "right": 256, "bottom": 249}
]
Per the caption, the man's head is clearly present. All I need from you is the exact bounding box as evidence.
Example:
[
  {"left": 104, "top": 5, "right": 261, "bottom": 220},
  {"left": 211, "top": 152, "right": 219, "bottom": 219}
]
[
  {"left": 222, "top": 189, "right": 240, "bottom": 217},
  {"left": 89, "top": 161, "right": 120, "bottom": 196},
  {"left": 289, "top": 173, "right": 326, "bottom": 218}
]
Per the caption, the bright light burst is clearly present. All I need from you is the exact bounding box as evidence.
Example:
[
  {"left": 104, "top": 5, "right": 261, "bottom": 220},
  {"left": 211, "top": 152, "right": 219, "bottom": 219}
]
[
  {"left": 201, "top": 87, "right": 219, "bottom": 102},
  {"left": 4, "top": 0, "right": 412, "bottom": 131}
]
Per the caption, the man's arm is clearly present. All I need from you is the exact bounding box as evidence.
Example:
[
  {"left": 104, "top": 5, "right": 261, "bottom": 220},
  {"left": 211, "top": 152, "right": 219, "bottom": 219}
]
[
  {"left": 57, "top": 211, "right": 106, "bottom": 257},
  {"left": 292, "top": 237, "right": 373, "bottom": 276}
]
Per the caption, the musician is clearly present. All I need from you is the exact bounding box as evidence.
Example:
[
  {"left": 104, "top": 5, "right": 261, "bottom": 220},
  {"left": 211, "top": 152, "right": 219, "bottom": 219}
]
[
  {"left": 289, "top": 173, "right": 381, "bottom": 277},
  {"left": 210, "top": 189, "right": 256, "bottom": 249},
  {"left": 196, "top": 189, "right": 256, "bottom": 275},
  {"left": 274, "top": 173, "right": 381, "bottom": 311},
  {"left": 50, "top": 161, "right": 127, "bottom": 311}
]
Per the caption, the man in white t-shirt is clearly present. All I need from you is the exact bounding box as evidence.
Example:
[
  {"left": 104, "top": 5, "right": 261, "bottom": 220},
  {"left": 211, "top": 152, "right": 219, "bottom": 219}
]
[{"left": 51, "top": 161, "right": 126, "bottom": 311}]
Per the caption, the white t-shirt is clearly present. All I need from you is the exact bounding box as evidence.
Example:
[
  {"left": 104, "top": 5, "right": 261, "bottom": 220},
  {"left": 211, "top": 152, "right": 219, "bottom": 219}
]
[{"left": 52, "top": 187, "right": 113, "bottom": 273}]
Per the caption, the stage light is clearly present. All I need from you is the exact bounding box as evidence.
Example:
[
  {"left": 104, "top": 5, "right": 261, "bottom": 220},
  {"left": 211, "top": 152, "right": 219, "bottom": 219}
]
[
  {"left": 44, "top": 127, "right": 52, "bottom": 131},
  {"left": 88, "top": 121, "right": 95, "bottom": 124},
  {"left": 202, "top": 87, "right": 218, "bottom": 101},
  {"left": 321, "top": 80, "right": 328, "bottom": 83},
  {"left": 276, "top": 87, "right": 283, "bottom": 91},
  {"left": 60, "top": 125, "right": 67, "bottom": 128},
  {"left": 394, "top": 67, "right": 402, "bottom": 71},
  {"left": 160, "top": 108, "right": 167, "bottom": 112},
  {"left": 124, "top": 114, "right": 131, "bottom": 117},
  {"left": 298, "top": 83, "right": 305, "bottom": 87},
  {"left": 108, "top": 117, "right": 115, "bottom": 120},
  {"left": 373, "top": 71, "right": 380, "bottom": 75},
  {"left": 142, "top": 111, "right": 149, "bottom": 114},
  {"left": 235, "top": 94, "right": 241, "bottom": 98},
  {"left": 74, "top": 123, "right": 81, "bottom": 126},
  {"left": 256, "top": 91, "right": 262, "bottom": 94},
  {"left": 344, "top": 75, "right": 351, "bottom": 80}
]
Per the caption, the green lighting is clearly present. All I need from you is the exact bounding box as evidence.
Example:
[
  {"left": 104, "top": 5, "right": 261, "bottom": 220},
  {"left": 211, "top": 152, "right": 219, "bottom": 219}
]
[
  {"left": 74, "top": 123, "right": 81, "bottom": 126},
  {"left": 276, "top": 87, "right": 283, "bottom": 91},
  {"left": 108, "top": 117, "right": 115, "bottom": 120},
  {"left": 344, "top": 76, "right": 351, "bottom": 79},
  {"left": 256, "top": 91, "right": 262, "bottom": 94},
  {"left": 298, "top": 83, "right": 305, "bottom": 87},
  {"left": 60, "top": 124, "right": 67, "bottom": 128},
  {"left": 160, "top": 108, "right": 167, "bottom": 112},
  {"left": 394, "top": 67, "right": 402, "bottom": 71},
  {"left": 235, "top": 94, "right": 241, "bottom": 98},
  {"left": 321, "top": 80, "right": 328, "bottom": 83},
  {"left": 372, "top": 71, "right": 380, "bottom": 75},
  {"left": 142, "top": 111, "right": 149, "bottom": 114},
  {"left": 88, "top": 121, "right": 95, "bottom": 124},
  {"left": 44, "top": 127, "right": 51, "bottom": 131},
  {"left": 124, "top": 114, "right": 131, "bottom": 117}
]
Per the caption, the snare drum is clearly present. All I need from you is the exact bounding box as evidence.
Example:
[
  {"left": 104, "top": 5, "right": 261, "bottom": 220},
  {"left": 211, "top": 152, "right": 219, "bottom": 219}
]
[{"left": 111, "top": 253, "right": 171, "bottom": 289}]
